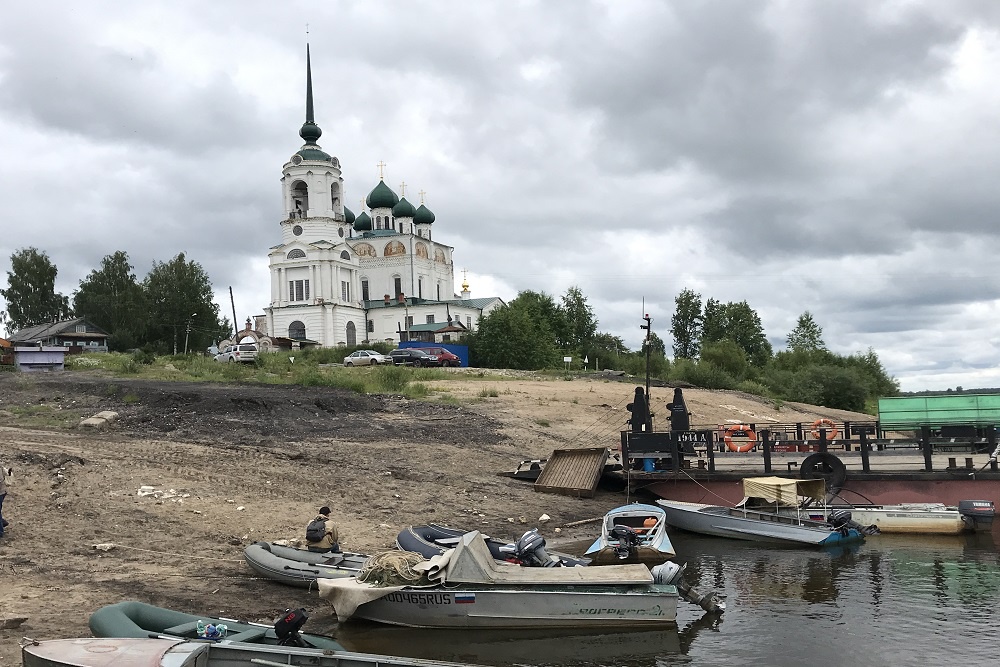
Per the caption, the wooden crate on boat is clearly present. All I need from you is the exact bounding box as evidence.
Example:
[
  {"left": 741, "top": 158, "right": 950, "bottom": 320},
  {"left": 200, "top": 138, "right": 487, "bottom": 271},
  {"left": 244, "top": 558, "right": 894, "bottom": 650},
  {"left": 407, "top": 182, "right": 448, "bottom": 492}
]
[{"left": 534, "top": 447, "right": 609, "bottom": 498}]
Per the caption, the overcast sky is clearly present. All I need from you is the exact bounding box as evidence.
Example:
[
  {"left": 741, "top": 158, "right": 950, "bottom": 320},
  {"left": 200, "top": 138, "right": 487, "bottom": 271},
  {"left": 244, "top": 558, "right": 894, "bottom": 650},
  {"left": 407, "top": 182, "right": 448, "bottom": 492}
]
[{"left": 2, "top": 1, "right": 999, "bottom": 391}]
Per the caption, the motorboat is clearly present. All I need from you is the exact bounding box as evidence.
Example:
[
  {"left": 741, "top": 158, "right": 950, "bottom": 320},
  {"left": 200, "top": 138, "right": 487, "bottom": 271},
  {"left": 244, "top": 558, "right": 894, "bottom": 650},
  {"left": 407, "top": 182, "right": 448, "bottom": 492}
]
[
  {"left": 789, "top": 497, "right": 995, "bottom": 535},
  {"left": 88, "top": 600, "right": 343, "bottom": 650},
  {"left": 396, "top": 524, "right": 590, "bottom": 566},
  {"left": 22, "top": 637, "right": 480, "bottom": 667},
  {"left": 243, "top": 541, "right": 370, "bottom": 588},
  {"left": 584, "top": 503, "right": 676, "bottom": 565},
  {"left": 657, "top": 476, "right": 869, "bottom": 546},
  {"left": 318, "top": 531, "right": 724, "bottom": 628}
]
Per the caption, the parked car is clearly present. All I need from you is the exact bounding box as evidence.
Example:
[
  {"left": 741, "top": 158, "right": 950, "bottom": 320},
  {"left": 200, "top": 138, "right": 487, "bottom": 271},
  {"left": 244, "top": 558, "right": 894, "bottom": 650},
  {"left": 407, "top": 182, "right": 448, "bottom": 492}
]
[
  {"left": 419, "top": 346, "right": 461, "bottom": 367},
  {"left": 214, "top": 343, "right": 258, "bottom": 363},
  {"left": 388, "top": 348, "right": 437, "bottom": 367},
  {"left": 343, "top": 349, "right": 391, "bottom": 366}
]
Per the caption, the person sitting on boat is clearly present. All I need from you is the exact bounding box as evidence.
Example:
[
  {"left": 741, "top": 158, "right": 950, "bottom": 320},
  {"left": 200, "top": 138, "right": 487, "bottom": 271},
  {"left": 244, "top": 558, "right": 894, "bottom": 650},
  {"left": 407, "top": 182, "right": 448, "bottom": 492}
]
[{"left": 305, "top": 506, "right": 340, "bottom": 553}]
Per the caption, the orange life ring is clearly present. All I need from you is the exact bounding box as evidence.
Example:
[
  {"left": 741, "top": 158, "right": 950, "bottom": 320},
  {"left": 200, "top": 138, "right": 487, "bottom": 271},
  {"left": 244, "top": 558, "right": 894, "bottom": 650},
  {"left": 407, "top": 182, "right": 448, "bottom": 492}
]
[
  {"left": 724, "top": 424, "right": 757, "bottom": 452},
  {"left": 811, "top": 418, "right": 839, "bottom": 440}
]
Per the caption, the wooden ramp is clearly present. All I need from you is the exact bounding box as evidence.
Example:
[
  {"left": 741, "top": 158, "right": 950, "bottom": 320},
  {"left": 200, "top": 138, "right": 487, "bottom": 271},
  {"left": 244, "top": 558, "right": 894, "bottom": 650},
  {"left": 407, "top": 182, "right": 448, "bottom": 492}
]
[{"left": 534, "top": 447, "right": 609, "bottom": 498}]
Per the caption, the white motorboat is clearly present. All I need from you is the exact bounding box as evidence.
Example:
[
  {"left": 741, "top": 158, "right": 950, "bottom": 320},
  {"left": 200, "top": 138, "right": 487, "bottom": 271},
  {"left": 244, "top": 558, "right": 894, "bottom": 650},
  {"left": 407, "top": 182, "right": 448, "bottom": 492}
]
[
  {"left": 657, "top": 477, "right": 869, "bottom": 546},
  {"left": 791, "top": 499, "right": 995, "bottom": 535},
  {"left": 318, "top": 531, "right": 724, "bottom": 628},
  {"left": 585, "top": 503, "right": 676, "bottom": 565}
]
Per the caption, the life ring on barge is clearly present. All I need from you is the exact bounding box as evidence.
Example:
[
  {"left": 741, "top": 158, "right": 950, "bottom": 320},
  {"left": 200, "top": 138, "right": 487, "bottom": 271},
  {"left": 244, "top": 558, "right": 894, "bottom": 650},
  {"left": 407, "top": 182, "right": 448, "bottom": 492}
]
[
  {"left": 810, "top": 418, "right": 839, "bottom": 440},
  {"left": 724, "top": 424, "right": 757, "bottom": 452},
  {"left": 799, "top": 452, "right": 847, "bottom": 490}
]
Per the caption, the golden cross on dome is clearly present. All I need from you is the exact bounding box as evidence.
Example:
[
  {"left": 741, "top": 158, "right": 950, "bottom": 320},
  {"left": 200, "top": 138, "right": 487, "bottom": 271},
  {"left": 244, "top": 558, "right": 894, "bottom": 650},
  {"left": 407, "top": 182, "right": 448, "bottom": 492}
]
[
  {"left": 360, "top": 198, "right": 366, "bottom": 211},
  {"left": 399, "top": 180, "right": 407, "bottom": 197},
  {"left": 419, "top": 189, "right": 427, "bottom": 204},
  {"left": 376, "top": 161, "right": 387, "bottom": 180},
  {"left": 462, "top": 268, "right": 470, "bottom": 291}
]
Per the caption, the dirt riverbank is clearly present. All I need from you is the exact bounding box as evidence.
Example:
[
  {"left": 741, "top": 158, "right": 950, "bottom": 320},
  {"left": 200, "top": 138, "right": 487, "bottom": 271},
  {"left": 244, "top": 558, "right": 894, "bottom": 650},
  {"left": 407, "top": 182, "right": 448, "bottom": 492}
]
[{"left": 0, "top": 370, "right": 869, "bottom": 664}]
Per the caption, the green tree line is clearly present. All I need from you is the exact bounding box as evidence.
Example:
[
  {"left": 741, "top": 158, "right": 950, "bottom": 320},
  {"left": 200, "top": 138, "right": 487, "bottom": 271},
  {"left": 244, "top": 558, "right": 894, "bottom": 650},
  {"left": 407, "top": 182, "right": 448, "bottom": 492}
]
[
  {"left": 1, "top": 247, "right": 231, "bottom": 354},
  {"left": 468, "top": 285, "right": 898, "bottom": 412}
]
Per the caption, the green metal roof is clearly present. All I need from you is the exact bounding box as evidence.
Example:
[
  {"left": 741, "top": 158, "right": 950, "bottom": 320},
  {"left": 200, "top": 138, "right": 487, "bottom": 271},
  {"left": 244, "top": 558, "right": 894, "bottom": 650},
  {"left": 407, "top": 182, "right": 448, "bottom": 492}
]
[
  {"left": 343, "top": 206, "right": 355, "bottom": 225},
  {"left": 296, "top": 147, "right": 332, "bottom": 162},
  {"left": 878, "top": 394, "right": 1000, "bottom": 427}
]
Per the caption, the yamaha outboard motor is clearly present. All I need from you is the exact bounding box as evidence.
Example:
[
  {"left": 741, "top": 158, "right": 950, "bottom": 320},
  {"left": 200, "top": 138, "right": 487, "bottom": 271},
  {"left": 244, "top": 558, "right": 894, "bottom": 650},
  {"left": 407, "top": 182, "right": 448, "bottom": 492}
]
[
  {"left": 609, "top": 525, "right": 641, "bottom": 560},
  {"left": 274, "top": 608, "right": 309, "bottom": 647},
  {"left": 513, "top": 528, "right": 560, "bottom": 567},
  {"left": 958, "top": 500, "right": 996, "bottom": 532},
  {"left": 651, "top": 562, "right": 725, "bottom": 614}
]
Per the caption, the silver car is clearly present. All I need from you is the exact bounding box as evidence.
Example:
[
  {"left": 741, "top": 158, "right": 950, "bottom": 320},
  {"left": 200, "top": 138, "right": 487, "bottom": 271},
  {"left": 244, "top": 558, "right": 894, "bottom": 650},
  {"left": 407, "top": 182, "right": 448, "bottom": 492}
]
[
  {"left": 343, "top": 349, "right": 391, "bottom": 366},
  {"left": 214, "top": 343, "right": 258, "bottom": 363}
]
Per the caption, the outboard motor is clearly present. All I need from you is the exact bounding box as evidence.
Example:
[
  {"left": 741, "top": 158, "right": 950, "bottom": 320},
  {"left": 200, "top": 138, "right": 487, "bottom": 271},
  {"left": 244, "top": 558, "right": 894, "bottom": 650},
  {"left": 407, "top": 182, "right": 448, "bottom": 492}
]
[
  {"left": 828, "top": 509, "right": 880, "bottom": 536},
  {"left": 513, "top": 528, "right": 560, "bottom": 567},
  {"left": 958, "top": 500, "right": 996, "bottom": 532},
  {"left": 651, "top": 562, "right": 725, "bottom": 614},
  {"left": 274, "top": 608, "right": 309, "bottom": 647},
  {"left": 609, "top": 525, "right": 641, "bottom": 560}
]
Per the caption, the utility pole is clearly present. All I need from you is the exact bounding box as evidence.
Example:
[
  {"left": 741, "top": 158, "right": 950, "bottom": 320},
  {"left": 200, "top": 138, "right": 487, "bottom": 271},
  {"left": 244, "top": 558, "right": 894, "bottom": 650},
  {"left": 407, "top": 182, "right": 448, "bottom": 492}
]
[
  {"left": 640, "top": 313, "right": 653, "bottom": 431},
  {"left": 183, "top": 313, "right": 197, "bottom": 354}
]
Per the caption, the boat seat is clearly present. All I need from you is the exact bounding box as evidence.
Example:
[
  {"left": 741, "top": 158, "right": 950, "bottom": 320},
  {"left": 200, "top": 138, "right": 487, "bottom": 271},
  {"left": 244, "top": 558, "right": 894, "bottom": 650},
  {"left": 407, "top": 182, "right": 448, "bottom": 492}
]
[
  {"left": 225, "top": 628, "right": 268, "bottom": 642},
  {"left": 163, "top": 621, "right": 201, "bottom": 636}
]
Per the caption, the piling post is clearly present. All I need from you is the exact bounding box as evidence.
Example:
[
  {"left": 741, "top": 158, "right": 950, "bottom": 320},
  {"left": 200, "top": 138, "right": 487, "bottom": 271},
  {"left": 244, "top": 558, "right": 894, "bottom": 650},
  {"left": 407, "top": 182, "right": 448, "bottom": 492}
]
[
  {"left": 921, "top": 425, "right": 934, "bottom": 471},
  {"left": 761, "top": 430, "right": 772, "bottom": 474},
  {"left": 859, "top": 432, "right": 871, "bottom": 472}
]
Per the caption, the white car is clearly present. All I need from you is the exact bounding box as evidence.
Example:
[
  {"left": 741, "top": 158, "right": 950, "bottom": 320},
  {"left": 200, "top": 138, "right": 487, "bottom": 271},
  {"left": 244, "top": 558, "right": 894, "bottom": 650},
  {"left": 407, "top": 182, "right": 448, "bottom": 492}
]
[
  {"left": 214, "top": 343, "right": 258, "bottom": 363},
  {"left": 343, "top": 350, "right": 390, "bottom": 366}
]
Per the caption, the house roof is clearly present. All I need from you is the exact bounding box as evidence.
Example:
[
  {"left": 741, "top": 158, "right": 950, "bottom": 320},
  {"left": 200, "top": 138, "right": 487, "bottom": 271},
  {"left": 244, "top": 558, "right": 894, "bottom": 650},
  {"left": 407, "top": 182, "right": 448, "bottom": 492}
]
[
  {"left": 9, "top": 318, "right": 110, "bottom": 343},
  {"left": 404, "top": 321, "right": 467, "bottom": 334}
]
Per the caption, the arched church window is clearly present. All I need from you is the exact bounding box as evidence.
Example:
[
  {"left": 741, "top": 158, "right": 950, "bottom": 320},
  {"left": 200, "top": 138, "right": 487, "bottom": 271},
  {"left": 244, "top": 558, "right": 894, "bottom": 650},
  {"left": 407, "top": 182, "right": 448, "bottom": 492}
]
[
  {"left": 340, "top": 250, "right": 350, "bottom": 260},
  {"left": 289, "top": 321, "right": 306, "bottom": 340},
  {"left": 346, "top": 321, "right": 357, "bottom": 346},
  {"left": 291, "top": 181, "right": 309, "bottom": 218},
  {"left": 287, "top": 249, "right": 306, "bottom": 259},
  {"left": 376, "top": 216, "right": 382, "bottom": 229}
]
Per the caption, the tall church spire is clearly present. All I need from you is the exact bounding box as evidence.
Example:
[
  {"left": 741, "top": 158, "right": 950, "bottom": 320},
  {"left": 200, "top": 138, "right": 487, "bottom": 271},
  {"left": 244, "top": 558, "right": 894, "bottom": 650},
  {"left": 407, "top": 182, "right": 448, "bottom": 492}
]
[{"left": 299, "top": 44, "right": 322, "bottom": 145}]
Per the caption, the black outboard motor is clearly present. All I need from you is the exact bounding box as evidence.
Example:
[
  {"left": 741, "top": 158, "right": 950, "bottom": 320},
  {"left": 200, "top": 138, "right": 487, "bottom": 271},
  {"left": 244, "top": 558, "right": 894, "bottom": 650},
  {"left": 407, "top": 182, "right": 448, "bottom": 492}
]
[
  {"left": 513, "top": 528, "right": 560, "bottom": 567},
  {"left": 828, "top": 509, "right": 880, "bottom": 536},
  {"left": 274, "top": 608, "right": 309, "bottom": 647},
  {"left": 958, "top": 500, "right": 996, "bottom": 532},
  {"left": 609, "top": 525, "right": 641, "bottom": 560}
]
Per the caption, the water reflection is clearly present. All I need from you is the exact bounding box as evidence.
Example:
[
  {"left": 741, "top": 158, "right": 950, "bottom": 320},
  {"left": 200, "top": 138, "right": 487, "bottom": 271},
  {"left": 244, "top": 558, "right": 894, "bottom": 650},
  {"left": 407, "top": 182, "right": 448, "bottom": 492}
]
[
  {"left": 315, "top": 530, "right": 1000, "bottom": 667},
  {"left": 335, "top": 614, "right": 720, "bottom": 667}
]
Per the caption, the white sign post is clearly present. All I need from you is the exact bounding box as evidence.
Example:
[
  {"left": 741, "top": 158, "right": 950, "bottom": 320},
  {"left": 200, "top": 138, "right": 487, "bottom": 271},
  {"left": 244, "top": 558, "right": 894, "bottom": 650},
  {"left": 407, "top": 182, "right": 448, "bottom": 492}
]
[{"left": 563, "top": 356, "right": 572, "bottom": 372}]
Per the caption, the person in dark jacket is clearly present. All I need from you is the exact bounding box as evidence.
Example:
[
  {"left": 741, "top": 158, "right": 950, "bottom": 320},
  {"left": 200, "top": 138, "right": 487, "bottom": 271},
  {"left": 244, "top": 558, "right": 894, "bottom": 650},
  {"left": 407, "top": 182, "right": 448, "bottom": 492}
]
[
  {"left": 0, "top": 464, "right": 11, "bottom": 538},
  {"left": 304, "top": 506, "right": 340, "bottom": 552}
]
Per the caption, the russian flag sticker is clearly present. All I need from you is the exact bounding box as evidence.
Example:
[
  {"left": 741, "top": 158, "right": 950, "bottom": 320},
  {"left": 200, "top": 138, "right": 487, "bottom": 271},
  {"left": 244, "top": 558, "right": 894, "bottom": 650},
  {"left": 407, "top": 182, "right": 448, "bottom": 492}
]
[{"left": 454, "top": 593, "right": 476, "bottom": 604}]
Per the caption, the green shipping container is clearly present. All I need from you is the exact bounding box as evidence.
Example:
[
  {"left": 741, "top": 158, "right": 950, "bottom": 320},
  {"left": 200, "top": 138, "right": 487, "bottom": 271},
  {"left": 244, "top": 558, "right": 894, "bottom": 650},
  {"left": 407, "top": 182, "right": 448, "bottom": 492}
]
[{"left": 878, "top": 394, "right": 1000, "bottom": 428}]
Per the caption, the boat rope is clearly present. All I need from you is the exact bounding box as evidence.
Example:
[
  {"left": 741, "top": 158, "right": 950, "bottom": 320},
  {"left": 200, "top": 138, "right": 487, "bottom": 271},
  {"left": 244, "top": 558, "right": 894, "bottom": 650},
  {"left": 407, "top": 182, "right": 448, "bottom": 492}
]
[
  {"left": 674, "top": 466, "right": 737, "bottom": 504},
  {"left": 109, "top": 544, "right": 244, "bottom": 562},
  {"left": 560, "top": 394, "right": 632, "bottom": 449}
]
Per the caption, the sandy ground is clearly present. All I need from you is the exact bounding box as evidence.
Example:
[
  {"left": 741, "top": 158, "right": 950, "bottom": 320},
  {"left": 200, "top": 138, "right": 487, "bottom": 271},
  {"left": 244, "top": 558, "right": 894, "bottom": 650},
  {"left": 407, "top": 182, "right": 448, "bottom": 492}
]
[{"left": 0, "top": 369, "right": 869, "bottom": 664}]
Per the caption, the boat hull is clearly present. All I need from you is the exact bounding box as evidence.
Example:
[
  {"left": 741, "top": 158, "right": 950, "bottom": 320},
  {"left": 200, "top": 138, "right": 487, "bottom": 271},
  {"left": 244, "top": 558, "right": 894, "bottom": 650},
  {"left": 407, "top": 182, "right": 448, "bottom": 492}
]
[
  {"left": 352, "top": 585, "right": 679, "bottom": 628},
  {"left": 243, "top": 542, "right": 368, "bottom": 588},
  {"left": 585, "top": 503, "right": 675, "bottom": 565},
  {"left": 659, "top": 500, "right": 863, "bottom": 546},
  {"left": 23, "top": 637, "right": 479, "bottom": 667}
]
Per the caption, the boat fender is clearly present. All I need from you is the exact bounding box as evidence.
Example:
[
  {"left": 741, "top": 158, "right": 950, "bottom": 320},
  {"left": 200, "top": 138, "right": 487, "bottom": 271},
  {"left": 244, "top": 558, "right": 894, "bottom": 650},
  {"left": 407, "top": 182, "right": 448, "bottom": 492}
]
[
  {"left": 723, "top": 424, "right": 757, "bottom": 453},
  {"left": 651, "top": 562, "right": 726, "bottom": 614},
  {"left": 799, "top": 452, "right": 847, "bottom": 490}
]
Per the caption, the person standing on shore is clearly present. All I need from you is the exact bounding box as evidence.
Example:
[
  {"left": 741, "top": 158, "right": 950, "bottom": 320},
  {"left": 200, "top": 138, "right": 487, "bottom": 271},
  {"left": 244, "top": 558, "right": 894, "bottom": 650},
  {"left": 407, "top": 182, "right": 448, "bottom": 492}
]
[{"left": 0, "top": 462, "right": 11, "bottom": 538}]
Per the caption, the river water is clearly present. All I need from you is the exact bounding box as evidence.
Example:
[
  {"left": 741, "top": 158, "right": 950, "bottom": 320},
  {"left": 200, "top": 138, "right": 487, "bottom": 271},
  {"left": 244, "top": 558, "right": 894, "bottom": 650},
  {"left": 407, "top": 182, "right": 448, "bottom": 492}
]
[{"left": 331, "top": 530, "right": 1000, "bottom": 667}]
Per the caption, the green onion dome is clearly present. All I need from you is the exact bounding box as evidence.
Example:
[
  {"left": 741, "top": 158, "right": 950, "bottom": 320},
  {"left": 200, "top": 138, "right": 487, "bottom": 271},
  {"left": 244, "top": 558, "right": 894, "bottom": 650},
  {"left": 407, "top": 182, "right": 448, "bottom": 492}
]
[
  {"left": 366, "top": 180, "right": 399, "bottom": 209},
  {"left": 343, "top": 206, "right": 355, "bottom": 226},
  {"left": 353, "top": 211, "right": 372, "bottom": 231},
  {"left": 414, "top": 203, "right": 436, "bottom": 225},
  {"left": 392, "top": 197, "right": 416, "bottom": 218}
]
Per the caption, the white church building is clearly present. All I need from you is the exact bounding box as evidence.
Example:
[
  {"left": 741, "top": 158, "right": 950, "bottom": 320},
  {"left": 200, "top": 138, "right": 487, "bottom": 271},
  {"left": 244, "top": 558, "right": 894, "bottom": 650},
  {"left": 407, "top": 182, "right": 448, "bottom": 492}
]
[{"left": 260, "top": 47, "right": 502, "bottom": 348}]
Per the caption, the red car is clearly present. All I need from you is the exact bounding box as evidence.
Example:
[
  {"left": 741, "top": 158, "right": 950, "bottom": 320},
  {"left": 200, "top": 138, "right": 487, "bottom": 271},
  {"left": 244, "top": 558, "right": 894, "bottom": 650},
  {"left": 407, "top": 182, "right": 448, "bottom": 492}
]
[{"left": 418, "top": 347, "right": 461, "bottom": 367}]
